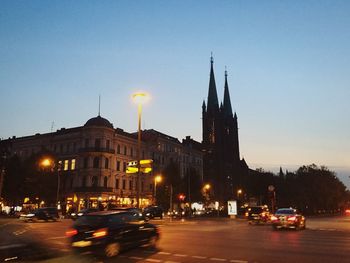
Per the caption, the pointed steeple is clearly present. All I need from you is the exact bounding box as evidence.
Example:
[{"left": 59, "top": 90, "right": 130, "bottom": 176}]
[
  {"left": 207, "top": 54, "right": 219, "bottom": 112},
  {"left": 202, "top": 100, "right": 206, "bottom": 112},
  {"left": 223, "top": 69, "right": 233, "bottom": 117}
]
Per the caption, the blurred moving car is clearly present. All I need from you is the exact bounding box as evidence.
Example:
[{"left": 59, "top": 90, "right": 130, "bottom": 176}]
[
  {"left": 247, "top": 206, "right": 270, "bottom": 224},
  {"left": 271, "top": 208, "right": 306, "bottom": 230},
  {"left": 66, "top": 210, "right": 159, "bottom": 258},
  {"left": 143, "top": 206, "right": 163, "bottom": 219},
  {"left": 20, "top": 207, "right": 59, "bottom": 222},
  {"left": 71, "top": 208, "right": 99, "bottom": 220}
]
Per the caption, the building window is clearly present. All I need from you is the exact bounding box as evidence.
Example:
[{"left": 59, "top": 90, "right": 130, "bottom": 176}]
[
  {"left": 124, "top": 146, "right": 127, "bottom": 155},
  {"left": 129, "top": 180, "right": 133, "bottom": 190},
  {"left": 71, "top": 159, "right": 76, "bottom": 170},
  {"left": 64, "top": 160, "right": 69, "bottom": 171},
  {"left": 95, "top": 139, "right": 101, "bottom": 149},
  {"left": 106, "top": 140, "right": 110, "bottom": 149},
  {"left": 123, "top": 162, "right": 126, "bottom": 172},
  {"left": 85, "top": 139, "right": 89, "bottom": 147},
  {"left": 104, "top": 176, "right": 108, "bottom": 188},
  {"left": 92, "top": 176, "right": 98, "bottom": 187},
  {"left": 122, "top": 179, "right": 126, "bottom": 190},
  {"left": 93, "top": 157, "right": 99, "bottom": 168},
  {"left": 115, "top": 178, "right": 119, "bottom": 189},
  {"left": 84, "top": 157, "right": 88, "bottom": 168},
  {"left": 105, "top": 158, "right": 109, "bottom": 169},
  {"left": 141, "top": 181, "right": 144, "bottom": 191},
  {"left": 130, "top": 148, "right": 133, "bottom": 157},
  {"left": 117, "top": 145, "right": 120, "bottom": 154},
  {"left": 116, "top": 160, "right": 120, "bottom": 171},
  {"left": 73, "top": 142, "right": 76, "bottom": 152}
]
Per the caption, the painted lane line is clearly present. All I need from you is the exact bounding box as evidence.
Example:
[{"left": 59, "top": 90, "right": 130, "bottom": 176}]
[
  {"left": 46, "top": 236, "right": 66, "bottom": 240},
  {"left": 210, "top": 258, "right": 227, "bottom": 262},
  {"left": 145, "top": 259, "right": 162, "bottom": 263},
  {"left": 230, "top": 260, "right": 248, "bottom": 263},
  {"left": 192, "top": 255, "right": 207, "bottom": 259},
  {"left": 174, "top": 254, "right": 188, "bottom": 257},
  {"left": 130, "top": 256, "right": 144, "bottom": 260},
  {"left": 158, "top": 252, "right": 172, "bottom": 255},
  {"left": 164, "top": 261, "right": 181, "bottom": 263}
]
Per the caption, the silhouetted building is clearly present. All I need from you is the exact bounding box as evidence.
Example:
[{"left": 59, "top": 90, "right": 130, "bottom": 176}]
[{"left": 202, "top": 56, "right": 249, "bottom": 203}]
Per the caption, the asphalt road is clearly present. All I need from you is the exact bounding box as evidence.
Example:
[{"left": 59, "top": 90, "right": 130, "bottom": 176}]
[{"left": 1, "top": 216, "right": 350, "bottom": 263}]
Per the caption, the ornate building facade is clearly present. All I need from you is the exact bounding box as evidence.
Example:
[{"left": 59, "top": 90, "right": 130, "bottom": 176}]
[{"left": 0, "top": 115, "right": 203, "bottom": 211}]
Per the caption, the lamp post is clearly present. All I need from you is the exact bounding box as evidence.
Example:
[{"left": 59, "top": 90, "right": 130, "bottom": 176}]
[
  {"left": 132, "top": 92, "right": 149, "bottom": 209},
  {"left": 154, "top": 175, "right": 162, "bottom": 205},
  {"left": 40, "top": 157, "right": 60, "bottom": 208}
]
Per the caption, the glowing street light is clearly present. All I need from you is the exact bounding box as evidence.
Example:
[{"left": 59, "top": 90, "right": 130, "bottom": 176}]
[
  {"left": 204, "top": 184, "right": 211, "bottom": 191},
  {"left": 154, "top": 175, "right": 162, "bottom": 205},
  {"left": 132, "top": 92, "right": 150, "bottom": 208},
  {"left": 40, "top": 157, "right": 60, "bottom": 208}
]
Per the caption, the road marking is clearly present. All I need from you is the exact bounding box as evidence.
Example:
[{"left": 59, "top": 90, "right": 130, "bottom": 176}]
[
  {"left": 130, "top": 256, "right": 144, "bottom": 260},
  {"left": 164, "top": 261, "right": 181, "bottom": 263},
  {"left": 5, "top": 256, "right": 18, "bottom": 262},
  {"left": 145, "top": 259, "right": 162, "bottom": 262},
  {"left": 230, "top": 260, "right": 248, "bottom": 263},
  {"left": 158, "top": 252, "right": 172, "bottom": 255},
  {"left": 210, "top": 258, "right": 227, "bottom": 262},
  {"left": 174, "top": 253, "right": 188, "bottom": 257},
  {"left": 192, "top": 255, "right": 207, "bottom": 259}
]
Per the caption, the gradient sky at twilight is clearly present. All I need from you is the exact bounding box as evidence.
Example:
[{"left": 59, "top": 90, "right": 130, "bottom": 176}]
[{"left": 1, "top": 1, "right": 349, "bottom": 186}]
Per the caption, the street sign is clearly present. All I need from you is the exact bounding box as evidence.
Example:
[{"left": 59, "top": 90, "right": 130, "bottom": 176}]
[
  {"left": 227, "top": 200, "right": 237, "bottom": 216},
  {"left": 126, "top": 159, "right": 153, "bottom": 174}
]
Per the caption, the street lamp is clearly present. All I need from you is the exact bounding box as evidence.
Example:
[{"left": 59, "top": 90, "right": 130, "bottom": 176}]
[
  {"left": 40, "top": 157, "right": 60, "bottom": 208},
  {"left": 154, "top": 175, "right": 162, "bottom": 205},
  {"left": 237, "top": 189, "right": 242, "bottom": 199},
  {"left": 132, "top": 92, "right": 149, "bottom": 208}
]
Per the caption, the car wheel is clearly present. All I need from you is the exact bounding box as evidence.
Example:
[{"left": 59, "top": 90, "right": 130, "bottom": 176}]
[
  {"left": 148, "top": 235, "right": 159, "bottom": 248},
  {"left": 104, "top": 242, "right": 120, "bottom": 257},
  {"left": 272, "top": 225, "right": 278, "bottom": 230}
]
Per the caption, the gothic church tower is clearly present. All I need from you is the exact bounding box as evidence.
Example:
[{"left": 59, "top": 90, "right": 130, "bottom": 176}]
[{"left": 202, "top": 56, "right": 244, "bottom": 203}]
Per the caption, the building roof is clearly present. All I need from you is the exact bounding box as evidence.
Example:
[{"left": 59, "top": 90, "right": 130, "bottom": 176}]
[{"left": 84, "top": 115, "right": 113, "bottom": 129}]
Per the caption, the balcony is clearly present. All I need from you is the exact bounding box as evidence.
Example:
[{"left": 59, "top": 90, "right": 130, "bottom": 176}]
[
  {"left": 73, "top": 187, "right": 114, "bottom": 193},
  {"left": 79, "top": 147, "right": 115, "bottom": 154}
]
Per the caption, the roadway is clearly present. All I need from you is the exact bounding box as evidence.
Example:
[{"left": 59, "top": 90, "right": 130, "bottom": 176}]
[{"left": 1, "top": 216, "right": 350, "bottom": 262}]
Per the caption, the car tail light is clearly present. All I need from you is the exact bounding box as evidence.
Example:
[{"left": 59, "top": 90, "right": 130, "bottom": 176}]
[
  {"left": 65, "top": 229, "right": 78, "bottom": 237},
  {"left": 288, "top": 216, "right": 297, "bottom": 221},
  {"left": 93, "top": 228, "right": 108, "bottom": 238},
  {"left": 261, "top": 212, "right": 266, "bottom": 217},
  {"left": 270, "top": 215, "right": 278, "bottom": 221}
]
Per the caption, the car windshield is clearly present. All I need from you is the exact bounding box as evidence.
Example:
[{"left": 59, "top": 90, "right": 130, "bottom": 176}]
[{"left": 276, "top": 209, "right": 295, "bottom": 215}]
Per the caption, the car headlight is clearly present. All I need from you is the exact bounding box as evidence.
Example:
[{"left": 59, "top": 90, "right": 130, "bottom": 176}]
[
  {"left": 77, "top": 213, "right": 83, "bottom": 216},
  {"left": 71, "top": 213, "right": 76, "bottom": 216},
  {"left": 26, "top": 214, "right": 35, "bottom": 217}
]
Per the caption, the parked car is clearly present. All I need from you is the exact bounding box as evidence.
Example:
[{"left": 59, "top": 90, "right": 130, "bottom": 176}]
[
  {"left": 70, "top": 208, "right": 99, "bottom": 220},
  {"left": 20, "top": 207, "right": 59, "bottom": 222},
  {"left": 271, "top": 208, "right": 306, "bottom": 230},
  {"left": 143, "top": 206, "right": 163, "bottom": 219},
  {"left": 247, "top": 206, "right": 270, "bottom": 224},
  {"left": 66, "top": 210, "right": 160, "bottom": 258},
  {"left": 109, "top": 207, "right": 143, "bottom": 217}
]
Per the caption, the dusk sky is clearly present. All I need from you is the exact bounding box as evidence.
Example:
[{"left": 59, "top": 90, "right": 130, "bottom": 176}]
[{"left": 1, "top": 1, "right": 349, "bottom": 187}]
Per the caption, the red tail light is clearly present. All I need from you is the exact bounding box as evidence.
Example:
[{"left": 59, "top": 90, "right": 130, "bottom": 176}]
[
  {"left": 270, "top": 215, "right": 278, "bottom": 221},
  {"left": 288, "top": 216, "right": 297, "bottom": 221},
  {"left": 65, "top": 229, "right": 78, "bottom": 237},
  {"left": 93, "top": 228, "right": 108, "bottom": 238}
]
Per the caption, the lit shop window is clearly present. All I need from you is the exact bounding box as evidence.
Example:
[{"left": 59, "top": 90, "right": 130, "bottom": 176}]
[
  {"left": 71, "top": 159, "right": 76, "bottom": 170},
  {"left": 64, "top": 160, "right": 69, "bottom": 171}
]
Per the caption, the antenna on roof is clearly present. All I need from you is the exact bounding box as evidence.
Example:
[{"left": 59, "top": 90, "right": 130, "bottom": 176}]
[
  {"left": 51, "top": 121, "right": 55, "bottom": 132},
  {"left": 98, "top": 94, "right": 101, "bottom": 116}
]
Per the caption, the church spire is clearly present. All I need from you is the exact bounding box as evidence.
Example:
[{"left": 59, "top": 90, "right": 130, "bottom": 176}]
[
  {"left": 223, "top": 68, "right": 233, "bottom": 117},
  {"left": 207, "top": 54, "right": 219, "bottom": 112}
]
